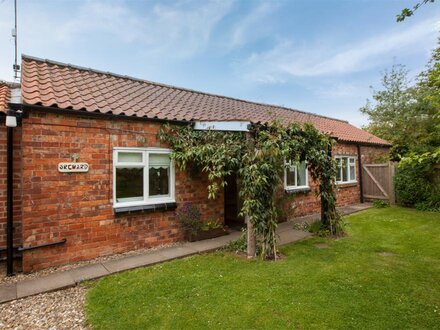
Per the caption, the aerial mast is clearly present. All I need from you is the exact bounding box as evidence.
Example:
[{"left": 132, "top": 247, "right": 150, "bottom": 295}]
[{"left": 12, "top": 0, "right": 20, "bottom": 80}]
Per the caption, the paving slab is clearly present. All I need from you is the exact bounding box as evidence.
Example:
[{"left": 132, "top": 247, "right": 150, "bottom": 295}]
[
  {"left": 158, "top": 245, "right": 199, "bottom": 259},
  {"left": 69, "top": 263, "right": 110, "bottom": 283},
  {"left": 187, "top": 231, "right": 241, "bottom": 252},
  {"left": 0, "top": 283, "right": 17, "bottom": 304},
  {"left": 16, "top": 272, "right": 75, "bottom": 299},
  {"left": 103, "top": 251, "right": 168, "bottom": 274}
]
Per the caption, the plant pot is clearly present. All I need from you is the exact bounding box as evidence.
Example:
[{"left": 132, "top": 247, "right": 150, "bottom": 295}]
[{"left": 186, "top": 227, "right": 229, "bottom": 242}]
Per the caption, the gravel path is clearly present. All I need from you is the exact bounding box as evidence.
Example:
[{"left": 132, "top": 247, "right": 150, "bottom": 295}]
[{"left": 0, "top": 286, "right": 89, "bottom": 330}]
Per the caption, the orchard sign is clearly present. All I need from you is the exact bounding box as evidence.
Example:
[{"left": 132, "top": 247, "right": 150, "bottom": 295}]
[{"left": 58, "top": 162, "right": 89, "bottom": 173}]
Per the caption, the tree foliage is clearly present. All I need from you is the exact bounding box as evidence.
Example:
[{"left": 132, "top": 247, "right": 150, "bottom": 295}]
[
  {"left": 158, "top": 121, "right": 341, "bottom": 259},
  {"left": 360, "top": 40, "right": 440, "bottom": 160},
  {"left": 397, "top": 0, "right": 435, "bottom": 22},
  {"left": 395, "top": 147, "right": 440, "bottom": 211}
]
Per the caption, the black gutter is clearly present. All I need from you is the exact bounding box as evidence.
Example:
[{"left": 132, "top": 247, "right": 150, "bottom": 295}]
[
  {"left": 9, "top": 103, "right": 191, "bottom": 126},
  {"left": 357, "top": 144, "right": 364, "bottom": 203},
  {"left": 6, "top": 120, "right": 14, "bottom": 276}
]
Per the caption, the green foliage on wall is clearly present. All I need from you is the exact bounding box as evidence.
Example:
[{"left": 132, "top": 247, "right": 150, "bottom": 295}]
[{"left": 158, "top": 121, "right": 341, "bottom": 259}]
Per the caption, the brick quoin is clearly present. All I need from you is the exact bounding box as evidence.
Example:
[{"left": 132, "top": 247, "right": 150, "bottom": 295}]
[{"left": 0, "top": 110, "right": 390, "bottom": 272}]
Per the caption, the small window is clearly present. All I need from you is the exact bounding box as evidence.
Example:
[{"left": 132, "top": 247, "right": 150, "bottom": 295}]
[
  {"left": 284, "top": 160, "right": 309, "bottom": 190},
  {"left": 113, "top": 148, "right": 175, "bottom": 208},
  {"left": 335, "top": 156, "right": 356, "bottom": 184}
]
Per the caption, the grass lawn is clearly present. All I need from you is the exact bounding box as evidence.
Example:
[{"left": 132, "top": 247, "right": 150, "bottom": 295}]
[{"left": 85, "top": 207, "right": 440, "bottom": 329}]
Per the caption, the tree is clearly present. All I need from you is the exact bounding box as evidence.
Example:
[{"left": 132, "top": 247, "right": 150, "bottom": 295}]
[
  {"left": 360, "top": 41, "right": 440, "bottom": 160},
  {"left": 397, "top": 0, "right": 436, "bottom": 22}
]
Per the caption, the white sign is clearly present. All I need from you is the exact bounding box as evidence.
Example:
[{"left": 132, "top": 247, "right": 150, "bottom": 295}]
[
  {"left": 194, "top": 121, "right": 250, "bottom": 132},
  {"left": 58, "top": 162, "right": 89, "bottom": 173}
]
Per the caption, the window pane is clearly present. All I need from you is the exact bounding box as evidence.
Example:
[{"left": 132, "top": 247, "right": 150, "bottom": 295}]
[
  {"left": 296, "top": 162, "right": 307, "bottom": 186},
  {"left": 350, "top": 165, "right": 356, "bottom": 181},
  {"left": 118, "top": 152, "right": 143, "bottom": 163},
  {"left": 149, "top": 153, "right": 170, "bottom": 167},
  {"left": 149, "top": 153, "right": 170, "bottom": 197},
  {"left": 336, "top": 159, "right": 342, "bottom": 181},
  {"left": 349, "top": 157, "right": 355, "bottom": 164},
  {"left": 286, "top": 164, "right": 296, "bottom": 187},
  {"left": 116, "top": 167, "right": 144, "bottom": 202},
  {"left": 149, "top": 167, "right": 169, "bottom": 196},
  {"left": 342, "top": 158, "right": 348, "bottom": 182}
]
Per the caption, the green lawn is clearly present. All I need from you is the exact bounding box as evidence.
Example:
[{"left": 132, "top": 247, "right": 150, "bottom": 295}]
[{"left": 85, "top": 207, "right": 440, "bottom": 329}]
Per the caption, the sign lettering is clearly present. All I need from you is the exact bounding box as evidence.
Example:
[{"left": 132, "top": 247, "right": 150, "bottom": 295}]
[{"left": 58, "top": 162, "right": 89, "bottom": 173}]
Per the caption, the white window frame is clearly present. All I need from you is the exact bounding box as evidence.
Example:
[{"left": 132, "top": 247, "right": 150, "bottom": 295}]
[
  {"left": 113, "top": 147, "right": 175, "bottom": 208},
  {"left": 284, "top": 160, "right": 309, "bottom": 191},
  {"left": 335, "top": 155, "right": 357, "bottom": 184}
]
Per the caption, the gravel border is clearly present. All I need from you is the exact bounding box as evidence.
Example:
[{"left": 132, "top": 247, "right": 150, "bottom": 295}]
[
  {"left": 0, "top": 242, "right": 180, "bottom": 285},
  {"left": 0, "top": 285, "right": 89, "bottom": 330}
]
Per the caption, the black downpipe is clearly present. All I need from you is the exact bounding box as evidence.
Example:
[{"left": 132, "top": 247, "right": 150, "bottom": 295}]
[
  {"left": 6, "top": 125, "right": 14, "bottom": 276},
  {"left": 357, "top": 144, "right": 364, "bottom": 203}
]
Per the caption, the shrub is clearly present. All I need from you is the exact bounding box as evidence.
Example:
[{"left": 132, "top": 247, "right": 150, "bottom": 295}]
[
  {"left": 176, "top": 203, "right": 202, "bottom": 236},
  {"left": 394, "top": 151, "right": 439, "bottom": 212},
  {"left": 373, "top": 200, "right": 390, "bottom": 208},
  {"left": 394, "top": 164, "right": 431, "bottom": 206}
]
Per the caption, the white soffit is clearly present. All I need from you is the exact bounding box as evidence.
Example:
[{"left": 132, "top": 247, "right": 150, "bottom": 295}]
[{"left": 194, "top": 121, "right": 250, "bottom": 132}]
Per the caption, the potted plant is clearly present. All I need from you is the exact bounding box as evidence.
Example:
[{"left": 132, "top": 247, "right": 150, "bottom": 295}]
[{"left": 176, "top": 203, "right": 228, "bottom": 242}]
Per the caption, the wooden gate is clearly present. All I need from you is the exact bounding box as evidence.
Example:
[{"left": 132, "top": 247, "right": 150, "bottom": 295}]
[{"left": 361, "top": 162, "right": 396, "bottom": 203}]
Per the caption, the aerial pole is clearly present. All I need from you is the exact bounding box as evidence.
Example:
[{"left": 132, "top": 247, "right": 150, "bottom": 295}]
[{"left": 12, "top": 0, "right": 20, "bottom": 80}]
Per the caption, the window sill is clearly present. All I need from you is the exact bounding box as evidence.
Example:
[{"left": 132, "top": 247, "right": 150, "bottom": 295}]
[
  {"left": 336, "top": 182, "right": 358, "bottom": 188},
  {"left": 285, "top": 187, "right": 311, "bottom": 194},
  {"left": 113, "top": 202, "right": 177, "bottom": 214}
]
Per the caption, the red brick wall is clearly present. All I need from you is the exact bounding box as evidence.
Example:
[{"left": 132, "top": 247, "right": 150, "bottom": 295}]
[
  {"left": 280, "top": 143, "right": 389, "bottom": 219},
  {"left": 0, "top": 125, "right": 22, "bottom": 253},
  {"left": 359, "top": 145, "right": 390, "bottom": 164},
  {"left": 7, "top": 110, "right": 390, "bottom": 271},
  {"left": 20, "top": 112, "right": 223, "bottom": 271}
]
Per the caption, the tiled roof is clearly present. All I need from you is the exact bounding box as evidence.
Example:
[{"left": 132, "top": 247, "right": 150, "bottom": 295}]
[
  {"left": 21, "top": 55, "right": 390, "bottom": 146},
  {"left": 0, "top": 82, "right": 11, "bottom": 114}
]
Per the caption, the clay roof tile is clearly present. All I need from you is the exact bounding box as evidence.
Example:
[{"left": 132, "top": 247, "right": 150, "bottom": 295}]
[{"left": 20, "top": 55, "right": 391, "bottom": 146}]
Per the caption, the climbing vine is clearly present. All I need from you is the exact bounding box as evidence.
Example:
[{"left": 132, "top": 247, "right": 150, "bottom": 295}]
[{"left": 158, "top": 121, "right": 341, "bottom": 259}]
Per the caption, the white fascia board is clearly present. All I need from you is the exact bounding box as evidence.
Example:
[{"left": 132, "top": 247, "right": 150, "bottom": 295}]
[
  {"left": 10, "top": 87, "right": 21, "bottom": 104},
  {"left": 193, "top": 121, "right": 250, "bottom": 132}
]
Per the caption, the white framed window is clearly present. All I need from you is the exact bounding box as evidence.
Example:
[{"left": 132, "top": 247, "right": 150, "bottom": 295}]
[
  {"left": 335, "top": 156, "right": 357, "bottom": 184},
  {"left": 284, "top": 160, "right": 309, "bottom": 190},
  {"left": 113, "top": 148, "right": 175, "bottom": 208}
]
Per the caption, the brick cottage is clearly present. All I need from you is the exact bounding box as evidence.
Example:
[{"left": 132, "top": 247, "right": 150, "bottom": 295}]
[{"left": 0, "top": 56, "right": 390, "bottom": 272}]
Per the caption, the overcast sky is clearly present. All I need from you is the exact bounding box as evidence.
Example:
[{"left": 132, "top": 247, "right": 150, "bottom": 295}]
[{"left": 0, "top": 0, "right": 439, "bottom": 127}]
